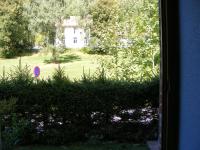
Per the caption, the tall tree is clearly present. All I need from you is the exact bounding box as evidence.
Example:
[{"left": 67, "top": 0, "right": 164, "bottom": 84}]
[
  {"left": 93, "top": 0, "right": 160, "bottom": 81},
  {"left": 88, "top": 0, "right": 120, "bottom": 53},
  {"left": 24, "top": 0, "right": 89, "bottom": 46},
  {"left": 0, "top": 0, "right": 33, "bottom": 57}
]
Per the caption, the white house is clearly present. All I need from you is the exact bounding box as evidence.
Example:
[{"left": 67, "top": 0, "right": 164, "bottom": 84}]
[{"left": 55, "top": 16, "right": 89, "bottom": 49}]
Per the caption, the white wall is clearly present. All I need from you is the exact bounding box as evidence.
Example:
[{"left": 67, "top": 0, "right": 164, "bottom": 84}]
[{"left": 64, "top": 27, "right": 88, "bottom": 48}]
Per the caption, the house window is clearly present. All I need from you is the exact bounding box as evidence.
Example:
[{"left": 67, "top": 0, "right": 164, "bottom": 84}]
[
  {"left": 84, "top": 37, "right": 88, "bottom": 44},
  {"left": 73, "top": 37, "right": 77, "bottom": 44}
]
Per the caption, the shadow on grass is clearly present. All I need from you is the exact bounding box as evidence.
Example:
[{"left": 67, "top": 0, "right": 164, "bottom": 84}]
[{"left": 44, "top": 54, "right": 81, "bottom": 64}]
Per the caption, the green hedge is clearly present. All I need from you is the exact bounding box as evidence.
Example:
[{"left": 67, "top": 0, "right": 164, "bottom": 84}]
[{"left": 0, "top": 71, "right": 159, "bottom": 145}]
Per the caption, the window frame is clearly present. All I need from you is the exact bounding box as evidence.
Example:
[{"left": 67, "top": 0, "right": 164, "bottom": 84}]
[{"left": 160, "top": 0, "right": 180, "bottom": 149}]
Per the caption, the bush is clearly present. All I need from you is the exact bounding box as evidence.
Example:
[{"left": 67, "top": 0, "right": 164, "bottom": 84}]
[
  {"left": 0, "top": 65, "right": 159, "bottom": 145},
  {"left": 80, "top": 46, "right": 108, "bottom": 55},
  {"left": 41, "top": 45, "right": 59, "bottom": 63},
  {"left": 0, "top": 98, "right": 24, "bottom": 150},
  {"left": 80, "top": 47, "right": 95, "bottom": 54},
  {"left": 42, "top": 45, "right": 68, "bottom": 54},
  {"left": 0, "top": 49, "right": 17, "bottom": 59},
  {"left": 2, "top": 114, "right": 30, "bottom": 150},
  {"left": 42, "top": 45, "right": 70, "bottom": 63}
]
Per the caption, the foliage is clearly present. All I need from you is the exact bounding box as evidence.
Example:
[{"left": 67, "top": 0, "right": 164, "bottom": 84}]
[
  {"left": 0, "top": 64, "right": 159, "bottom": 145},
  {"left": 41, "top": 45, "right": 69, "bottom": 63},
  {"left": 90, "top": 0, "right": 160, "bottom": 81},
  {"left": 0, "top": 0, "right": 161, "bottom": 144},
  {"left": 88, "top": 0, "right": 120, "bottom": 54},
  {"left": 0, "top": 0, "right": 34, "bottom": 58},
  {"left": 43, "top": 45, "right": 59, "bottom": 63},
  {"left": 0, "top": 0, "right": 160, "bottom": 81},
  {"left": 0, "top": 98, "right": 17, "bottom": 115},
  {"left": 15, "top": 143, "right": 149, "bottom": 150},
  {"left": 24, "top": 0, "right": 89, "bottom": 45},
  {"left": 2, "top": 114, "right": 29, "bottom": 150},
  {"left": 52, "top": 65, "right": 69, "bottom": 82},
  {"left": 0, "top": 98, "right": 17, "bottom": 150},
  {"left": 80, "top": 47, "right": 95, "bottom": 54},
  {"left": 127, "top": 0, "right": 160, "bottom": 79},
  {"left": 34, "top": 33, "right": 46, "bottom": 47},
  {"left": 9, "top": 58, "right": 33, "bottom": 85},
  {"left": 0, "top": 0, "right": 89, "bottom": 57}
]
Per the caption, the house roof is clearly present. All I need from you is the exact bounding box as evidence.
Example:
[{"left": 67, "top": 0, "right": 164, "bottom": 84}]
[
  {"left": 62, "top": 16, "right": 80, "bottom": 27},
  {"left": 55, "top": 16, "right": 92, "bottom": 28}
]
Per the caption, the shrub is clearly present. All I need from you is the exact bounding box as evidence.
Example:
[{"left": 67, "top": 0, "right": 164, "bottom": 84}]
[
  {"left": 80, "top": 47, "right": 90, "bottom": 54},
  {"left": 80, "top": 47, "right": 95, "bottom": 54},
  {"left": 41, "top": 45, "right": 59, "bottom": 63},
  {"left": 0, "top": 48, "right": 35, "bottom": 59},
  {"left": 42, "top": 45, "right": 69, "bottom": 63},
  {"left": 80, "top": 45, "right": 109, "bottom": 55},
  {"left": 0, "top": 48, "right": 17, "bottom": 59},
  {"left": 35, "top": 33, "right": 46, "bottom": 47},
  {"left": 0, "top": 98, "right": 18, "bottom": 150},
  {"left": 2, "top": 114, "right": 30, "bottom": 150},
  {"left": 0, "top": 65, "right": 159, "bottom": 145}
]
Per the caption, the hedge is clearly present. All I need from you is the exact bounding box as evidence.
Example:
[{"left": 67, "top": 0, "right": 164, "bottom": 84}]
[{"left": 0, "top": 70, "right": 159, "bottom": 145}]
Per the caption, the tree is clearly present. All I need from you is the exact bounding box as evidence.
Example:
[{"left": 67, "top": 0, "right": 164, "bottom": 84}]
[
  {"left": 0, "top": 0, "right": 33, "bottom": 58},
  {"left": 24, "top": 0, "right": 89, "bottom": 46},
  {"left": 88, "top": 0, "right": 121, "bottom": 54},
  {"left": 124, "top": 0, "right": 160, "bottom": 80},
  {"left": 95, "top": 0, "right": 160, "bottom": 81}
]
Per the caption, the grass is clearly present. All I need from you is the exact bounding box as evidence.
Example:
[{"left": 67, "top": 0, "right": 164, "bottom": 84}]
[
  {"left": 15, "top": 143, "right": 149, "bottom": 150},
  {"left": 0, "top": 50, "right": 101, "bottom": 80}
]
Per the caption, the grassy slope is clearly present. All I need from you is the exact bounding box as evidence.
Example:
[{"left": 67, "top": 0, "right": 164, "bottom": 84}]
[
  {"left": 0, "top": 51, "right": 100, "bottom": 80},
  {"left": 15, "top": 143, "right": 149, "bottom": 150}
]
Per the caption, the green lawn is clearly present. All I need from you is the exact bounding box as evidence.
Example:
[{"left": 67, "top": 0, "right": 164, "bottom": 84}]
[
  {"left": 15, "top": 143, "right": 149, "bottom": 150},
  {"left": 0, "top": 50, "right": 101, "bottom": 80}
]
